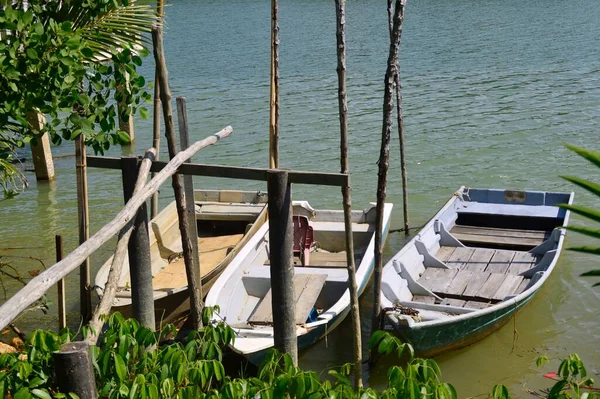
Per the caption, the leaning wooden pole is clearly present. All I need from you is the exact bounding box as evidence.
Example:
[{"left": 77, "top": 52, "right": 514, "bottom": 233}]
[
  {"left": 55, "top": 235, "right": 66, "bottom": 330},
  {"left": 387, "top": 0, "right": 409, "bottom": 235},
  {"left": 150, "top": 0, "right": 164, "bottom": 219},
  {"left": 269, "top": 0, "right": 280, "bottom": 168},
  {"left": 334, "top": 0, "right": 362, "bottom": 388},
  {"left": 75, "top": 135, "right": 92, "bottom": 323},
  {"left": 0, "top": 128, "right": 231, "bottom": 331},
  {"left": 371, "top": 0, "right": 407, "bottom": 352},
  {"left": 152, "top": 27, "right": 203, "bottom": 330}
]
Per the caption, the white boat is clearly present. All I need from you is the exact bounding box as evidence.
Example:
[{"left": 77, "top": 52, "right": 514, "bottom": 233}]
[
  {"left": 95, "top": 190, "right": 268, "bottom": 324},
  {"left": 379, "top": 187, "right": 573, "bottom": 357},
  {"left": 205, "top": 201, "right": 393, "bottom": 363}
]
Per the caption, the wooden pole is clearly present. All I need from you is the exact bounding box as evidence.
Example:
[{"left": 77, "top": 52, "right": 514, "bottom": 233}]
[
  {"left": 75, "top": 135, "right": 92, "bottom": 323},
  {"left": 27, "top": 111, "right": 55, "bottom": 181},
  {"left": 334, "top": 0, "right": 362, "bottom": 388},
  {"left": 152, "top": 27, "right": 203, "bottom": 330},
  {"left": 371, "top": 0, "right": 407, "bottom": 353},
  {"left": 150, "top": 0, "right": 164, "bottom": 219},
  {"left": 267, "top": 170, "right": 297, "bottom": 364},
  {"left": 176, "top": 97, "right": 201, "bottom": 300},
  {"left": 387, "top": 0, "right": 409, "bottom": 235},
  {"left": 55, "top": 235, "right": 66, "bottom": 330},
  {"left": 86, "top": 149, "right": 156, "bottom": 345},
  {"left": 122, "top": 156, "right": 155, "bottom": 329},
  {"left": 269, "top": 0, "right": 280, "bottom": 168},
  {"left": 54, "top": 342, "right": 97, "bottom": 398},
  {"left": 0, "top": 128, "right": 231, "bottom": 331}
]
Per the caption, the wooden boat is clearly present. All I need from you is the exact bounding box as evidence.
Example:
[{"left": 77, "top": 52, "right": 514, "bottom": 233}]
[
  {"left": 95, "top": 190, "right": 268, "bottom": 324},
  {"left": 205, "top": 201, "right": 394, "bottom": 363},
  {"left": 379, "top": 187, "right": 573, "bottom": 357}
]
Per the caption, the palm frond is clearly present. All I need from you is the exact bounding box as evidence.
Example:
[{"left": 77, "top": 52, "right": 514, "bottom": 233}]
[
  {"left": 561, "top": 175, "right": 600, "bottom": 198},
  {"left": 565, "top": 225, "right": 600, "bottom": 240},
  {"left": 558, "top": 204, "right": 600, "bottom": 225},
  {"left": 567, "top": 247, "right": 600, "bottom": 256},
  {"left": 564, "top": 144, "right": 600, "bottom": 169}
]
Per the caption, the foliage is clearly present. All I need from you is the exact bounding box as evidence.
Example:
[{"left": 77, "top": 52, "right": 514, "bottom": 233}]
[
  {"left": 558, "top": 144, "right": 600, "bottom": 286},
  {"left": 534, "top": 355, "right": 600, "bottom": 399},
  {"left": 0, "top": 0, "right": 157, "bottom": 197},
  {"left": 0, "top": 310, "right": 463, "bottom": 399}
]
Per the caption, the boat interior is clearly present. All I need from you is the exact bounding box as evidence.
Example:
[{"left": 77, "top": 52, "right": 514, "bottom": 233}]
[
  {"left": 382, "top": 188, "right": 571, "bottom": 321},
  {"left": 108, "top": 190, "right": 268, "bottom": 297},
  {"left": 219, "top": 204, "right": 378, "bottom": 328}
]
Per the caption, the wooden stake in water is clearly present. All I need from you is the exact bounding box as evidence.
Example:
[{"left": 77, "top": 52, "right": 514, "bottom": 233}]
[
  {"left": 334, "top": 0, "right": 362, "bottom": 388},
  {"left": 150, "top": 0, "right": 164, "bottom": 219},
  {"left": 152, "top": 27, "right": 204, "bottom": 330},
  {"left": 269, "top": 0, "right": 280, "bottom": 168},
  {"left": 75, "top": 135, "right": 92, "bottom": 323},
  {"left": 55, "top": 235, "right": 66, "bottom": 330},
  {"left": 387, "top": 0, "right": 410, "bottom": 235},
  {"left": 371, "top": 0, "right": 407, "bottom": 354}
]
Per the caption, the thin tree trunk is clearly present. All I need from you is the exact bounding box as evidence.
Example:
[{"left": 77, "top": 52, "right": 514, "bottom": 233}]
[
  {"left": 152, "top": 27, "right": 203, "bottom": 330},
  {"left": 269, "top": 0, "right": 280, "bottom": 168},
  {"left": 75, "top": 135, "right": 92, "bottom": 323},
  {"left": 387, "top": 0, "right": 409, "bottom": 235},
  {"left": 334, "top": 0, "right": 362, "bottom": 389},
  {"left": 86, "top": 149, "right": 157, "bottom": 345},
  {"left": 371, "top": 0, "right": 407, "bottom": 356}
]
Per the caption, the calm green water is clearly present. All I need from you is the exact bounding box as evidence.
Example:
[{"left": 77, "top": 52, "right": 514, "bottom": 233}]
[{"left": 2, "top": 0, "right": 600, "bottom": 396}]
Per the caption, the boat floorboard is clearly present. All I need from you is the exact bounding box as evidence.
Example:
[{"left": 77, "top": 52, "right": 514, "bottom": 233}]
[
  {"left": 248, "top": 273, "right": 327, "bottom": 325},
  {"left": 450, "top": 225, "right": 550, "bottom": 250},
  {"left": 153, "top": 233, "right": 244, "bottom": 291}
]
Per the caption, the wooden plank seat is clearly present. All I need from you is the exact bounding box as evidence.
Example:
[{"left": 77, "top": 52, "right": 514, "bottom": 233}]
[
  {"left": 264, "top": 250, "right": 364, "bottom": 268},
  {"left": 196, "top": 204, "right": 265, "bottom": 221},
  {"left": 449, "top": 225, "right": 550, "bottom": 250},
  {"left": 418, "top": 267, "right": 525, "bottom": 303},
  {"left": 435, "top": 246, "right": 539, "bottom": 275},
  {"left": 248, "top": 274, "right": 328, "bottom": 325}
]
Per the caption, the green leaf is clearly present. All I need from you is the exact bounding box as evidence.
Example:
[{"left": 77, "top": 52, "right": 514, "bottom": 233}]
[
  {"left": 114, "top": 353, "right": 128, "bottom": 381},
  {"left": 138, "top": 107, "right": 149, "bottom": 119},
  {"left": 581, "top": 270, "right": 600, "bottom": 276},
  {"left": 26, "top": 48, "right": 38, "bottom": 60},
  {"left": 559, "top": 204, "right": 600, "bottom": 224},
  {"left": 31, "top": 389, "right": 52, "bottom": 399}
]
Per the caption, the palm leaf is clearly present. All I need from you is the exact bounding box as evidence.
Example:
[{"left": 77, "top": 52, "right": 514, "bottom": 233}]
[
  {"left": 581, "top": 270, "right": 600, "bottom": 277},
  {"left": 564, "top": 144, "right": 600, "bottom": 169},
  {"left": 565, "top": 225, "right": 600, "bottom": 240},
  {"left": 561, "top": 175, "right": 600, "bottom": 198},
  {"left": 568, "top": 247, "right": 600, "bottom": 256},
  {"left": 558, "top": 204, "right": 600, "bottom": 224}
]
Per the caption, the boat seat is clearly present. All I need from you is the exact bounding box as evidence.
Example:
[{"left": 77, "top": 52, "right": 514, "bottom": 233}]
[
  {"left": 196, "top": 203, "right": 265, "bottom": 221},
  {"left": 418, "top": 267, "right": 525, "bottom": 302},
  {"left": 294, "top": 216, "right": 315, "bottom": 266},
  {"left": 248, "top": 273, "right": 327, "bottom": 325},
  {"left": 449, "top": 224, "right": 550, "bottom": 250}
]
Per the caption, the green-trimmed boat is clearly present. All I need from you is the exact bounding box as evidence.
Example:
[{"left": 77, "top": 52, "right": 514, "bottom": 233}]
[{"left": 380, "top": 187, "right": 573, "bottom": 357}]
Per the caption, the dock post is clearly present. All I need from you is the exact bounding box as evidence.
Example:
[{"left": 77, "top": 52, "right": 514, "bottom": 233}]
[
  {"left": 75, "top": 135, "right": 92, "bottom": 323},
  {"left": 176, "top": 97, "right": 201, "bottom": 293},
  {"left": 267, "top": 169, "right": 297, "bottom": 365},
  {"left": 54, "top": 342, "right": 97, "bottom": 398},
  {"left": 121, "top": 156, "right": 155, "bottom": 330},
  {"left": 55, "top": 235, "right": 66, "bottom": 330},
  {"left": 27, "top": 111, "right": 55, "bottom": 181}
]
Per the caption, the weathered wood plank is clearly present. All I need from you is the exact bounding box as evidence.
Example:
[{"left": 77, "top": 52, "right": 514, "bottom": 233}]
[
  {"left": 445, "top": 270, "right": 474, "bottom": 295},
  {"left": 475, "top": 273, "right": 507, "bottom": 300},
  {"left": 452, "top": 225, "right": 548, "bottom": 240},
  {"left": 440, "top": 298, "right": 467, "bottom": 307},
  {"left": 507, "top": 251, "right": 537, "bottom": 275},
  {"left": 515, "top": 278, "right": 530, "bottom": 294},
  {"left": 462, "top": 272, "right": 491, "bottom": 297},
  {"left": 446, "top": 247, "right": 476, "bottom": 269},
  {"left": 435, "top": 246, "right": 456, "bottom": 262},
  {"left": 249, "top": 274, "right": 327, "bottom": 325},
  {"left": 418, "top": 268, "right": 459, "bottom": 294},
  {"left": 486, "top": 250, "right": 516, "bottom": 274},
  {"left": 412, "top": 295, "right": 435, "bottom": 304},
  {"left": 492, "top": 275, "right": 524, "bottom": 300},
  {"left": 462, "top": 248, "right": 495, "bottom": 272},
  {"left": 294, "top": 274, "right": 328, "bottom": 325}
]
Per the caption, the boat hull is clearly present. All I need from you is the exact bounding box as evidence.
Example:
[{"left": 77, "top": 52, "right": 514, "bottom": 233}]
[{"left": 387, "top": 291, "right": 535, "bottom": 358}]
